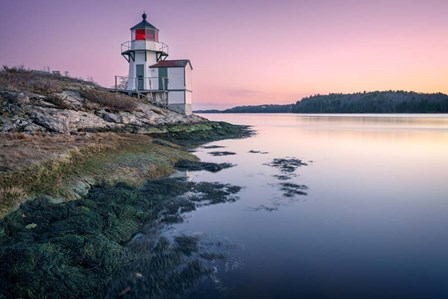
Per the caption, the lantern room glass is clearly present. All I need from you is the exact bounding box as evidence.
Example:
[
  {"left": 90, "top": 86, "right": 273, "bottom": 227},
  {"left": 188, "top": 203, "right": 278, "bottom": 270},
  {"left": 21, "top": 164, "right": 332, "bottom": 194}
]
[{"left": 132, "top": 29, "right": 159, "bottom": 42}]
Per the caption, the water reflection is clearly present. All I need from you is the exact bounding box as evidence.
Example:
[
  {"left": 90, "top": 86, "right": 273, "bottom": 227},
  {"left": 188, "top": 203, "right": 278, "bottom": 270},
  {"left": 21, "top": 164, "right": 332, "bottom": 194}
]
[{"left": 176, "top": 113, "right": 448, "bottom": 299}]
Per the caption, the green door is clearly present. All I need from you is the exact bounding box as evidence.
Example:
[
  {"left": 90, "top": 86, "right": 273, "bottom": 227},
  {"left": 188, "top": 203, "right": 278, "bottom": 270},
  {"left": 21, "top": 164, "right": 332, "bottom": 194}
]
[
  {"left": 158, "top": 68, "right": 168, "bottom": 90},
  {"left": 136, "top": 64, "right": 144, "bottom": 90}
]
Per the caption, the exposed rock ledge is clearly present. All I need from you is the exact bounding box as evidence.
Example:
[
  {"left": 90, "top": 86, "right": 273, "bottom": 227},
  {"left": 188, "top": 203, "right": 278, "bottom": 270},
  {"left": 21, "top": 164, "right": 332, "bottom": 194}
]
[{"left": 0, "top": 90, "right": 205, "bottom": 135}]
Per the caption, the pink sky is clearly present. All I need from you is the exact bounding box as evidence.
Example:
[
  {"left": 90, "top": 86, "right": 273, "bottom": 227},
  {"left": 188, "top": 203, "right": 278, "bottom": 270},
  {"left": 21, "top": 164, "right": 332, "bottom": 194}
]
[{"left": 1, "top": 0, "right": 447, "bottom": 109}]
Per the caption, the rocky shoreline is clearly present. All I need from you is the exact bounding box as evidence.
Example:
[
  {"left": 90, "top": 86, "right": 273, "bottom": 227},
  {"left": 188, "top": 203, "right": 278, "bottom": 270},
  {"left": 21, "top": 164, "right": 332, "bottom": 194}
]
[
  {"left": 0, "top": 68, "right": 207, "bottom": 135},
  {"left": 0, "top": 69, "right": 251, "bottom": 215},
  {"left": 0, "top": 68, "right": 253, "bottom": 298},
  {"left": 0, "top": 122, "right": 251, "bottom": 298},
  {"left": 0, "top": 121, "right": 251, "bottom": 214},
  {"left": 0, "top": 89, "right": 205, "bottom": 135},
  {"left": 0, "top": 123, "right": 250, "bottom": 298}
]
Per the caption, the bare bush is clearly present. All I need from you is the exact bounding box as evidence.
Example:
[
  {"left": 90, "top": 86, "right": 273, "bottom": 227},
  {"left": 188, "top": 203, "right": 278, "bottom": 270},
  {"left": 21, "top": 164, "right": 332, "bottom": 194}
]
[
  {"left": 2, "top": 65, "right": 28, "bottom": 73},
  {"left": 79, "top": 89, "right": 138, "bottom": 112}
]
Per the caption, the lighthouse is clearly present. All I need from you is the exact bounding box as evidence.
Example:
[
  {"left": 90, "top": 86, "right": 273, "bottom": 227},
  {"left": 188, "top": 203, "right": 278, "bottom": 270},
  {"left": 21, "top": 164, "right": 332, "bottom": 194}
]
[{"left": 120, "top": 13, "right": 193, "bottom": 115}]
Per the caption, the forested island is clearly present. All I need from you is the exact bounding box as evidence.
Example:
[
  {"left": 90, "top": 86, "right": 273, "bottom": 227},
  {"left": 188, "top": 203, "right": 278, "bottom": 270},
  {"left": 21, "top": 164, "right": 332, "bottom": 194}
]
[{"left": 195, "top": 91, "right": 448, "bottom": 114}]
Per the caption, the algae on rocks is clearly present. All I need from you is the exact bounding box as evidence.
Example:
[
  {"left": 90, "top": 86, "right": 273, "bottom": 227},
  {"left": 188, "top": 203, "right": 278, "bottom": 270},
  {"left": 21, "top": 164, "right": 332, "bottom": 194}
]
[
  {"left": 0, "top": 121, "right": 251, "bottom": 216},
  {"left": 0, "top": 117, "right": 252, "bottom": 298},
  {"left": 175, "top": 160, "right": 234, "bottom": 173},
  {"left": 0, "top": 178, "right": 241, "bottom": 299},
  {"left": 153, "top": 121, "right": 253, "bottom": 147},
  {"left": 0, "top": 133, "right": 198, "bottom": 217}
]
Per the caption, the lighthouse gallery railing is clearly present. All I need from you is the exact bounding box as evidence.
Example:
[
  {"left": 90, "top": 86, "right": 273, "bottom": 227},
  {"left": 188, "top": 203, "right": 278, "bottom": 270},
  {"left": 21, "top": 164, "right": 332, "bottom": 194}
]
[{"left": 120, "top": 41, "right": 169, "bottom": 55}]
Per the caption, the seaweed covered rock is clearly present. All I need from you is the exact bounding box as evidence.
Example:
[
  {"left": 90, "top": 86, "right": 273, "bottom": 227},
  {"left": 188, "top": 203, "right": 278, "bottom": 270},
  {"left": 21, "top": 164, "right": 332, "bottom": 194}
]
[
  {"left": 202, "top": 145, "right": 225, "bottom": 149},
  {"left": 153, "top": 122, "right": 253, "bottom": 146},
  {"left": 208, "top": 151, "right": 236, "bottom": 156},
  {"left": 100, "top": 234, "right": 230, "bottom": 299},
  {"left": 0, "top": 178, "right": 241, "bottom": 298},
  {"left": 280, "top": 182, "right": 308, "bottom": 197},
  {"left": 174, "top": 160, "right": 234, "bottom": 172},
  {"left": 265, "top": 158, "right": 308, "bottom": 173}
]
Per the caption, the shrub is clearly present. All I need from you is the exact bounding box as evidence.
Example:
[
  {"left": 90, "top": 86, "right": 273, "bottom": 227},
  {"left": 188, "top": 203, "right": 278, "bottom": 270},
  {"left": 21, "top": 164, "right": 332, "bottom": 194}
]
[
  {"left": 79, "top": 89, "right": 138, "bottom": 112},
  {"left": 44, "top": 94, "right": 72, "bottom": 109},
  {"left": 2, "top": 65, "right": 28, "bottom": 73}
]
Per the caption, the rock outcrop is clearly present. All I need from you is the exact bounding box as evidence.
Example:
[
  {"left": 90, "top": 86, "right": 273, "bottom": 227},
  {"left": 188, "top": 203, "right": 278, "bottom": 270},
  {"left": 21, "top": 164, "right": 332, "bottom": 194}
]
[{"left": 0, "top": 90, "right": 205, "bottom": 134}]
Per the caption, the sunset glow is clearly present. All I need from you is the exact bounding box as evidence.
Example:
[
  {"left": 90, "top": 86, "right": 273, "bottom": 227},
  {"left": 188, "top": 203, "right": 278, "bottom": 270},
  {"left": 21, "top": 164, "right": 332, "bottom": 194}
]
[{"left": 1, "top": 0, "right": 447, "bottom": 109}]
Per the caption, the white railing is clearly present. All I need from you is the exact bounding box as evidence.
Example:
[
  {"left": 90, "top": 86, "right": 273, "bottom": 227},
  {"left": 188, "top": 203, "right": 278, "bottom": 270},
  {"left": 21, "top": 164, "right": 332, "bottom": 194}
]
[
  {"left": 114, "top": 76, "right": 169, "bottom": 107},
  {"left": 114, "top": 76, "right": 168, "bottom": 92},
  {"left": 159, "top": 42, "right": 168, "bottom": 54},
  {"left": 120, "top": 41, "right": 169, "bottom": 55}
]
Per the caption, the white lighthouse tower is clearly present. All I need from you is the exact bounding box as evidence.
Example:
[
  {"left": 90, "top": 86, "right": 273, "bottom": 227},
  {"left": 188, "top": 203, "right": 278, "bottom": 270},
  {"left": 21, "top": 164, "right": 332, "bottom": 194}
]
[{"left": 120, "top": 13, "right": 193, "bottom": 115}]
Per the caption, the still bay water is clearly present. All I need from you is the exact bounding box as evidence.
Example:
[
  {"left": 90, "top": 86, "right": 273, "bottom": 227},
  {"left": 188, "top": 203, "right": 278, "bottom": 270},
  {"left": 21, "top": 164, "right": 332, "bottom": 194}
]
[{"left": 177, "top": 114, "right": 448, "bottom": 299}]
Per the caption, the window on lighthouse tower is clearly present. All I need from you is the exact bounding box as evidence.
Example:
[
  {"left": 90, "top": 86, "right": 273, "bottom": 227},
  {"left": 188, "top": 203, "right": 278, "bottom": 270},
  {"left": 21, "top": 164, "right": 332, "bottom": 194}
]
[
  {"left": 133, "top": 29, "right": 159, "bottom": 42},
  {"left": 135, "top": 29, "right": 146, "bottom": 40}
]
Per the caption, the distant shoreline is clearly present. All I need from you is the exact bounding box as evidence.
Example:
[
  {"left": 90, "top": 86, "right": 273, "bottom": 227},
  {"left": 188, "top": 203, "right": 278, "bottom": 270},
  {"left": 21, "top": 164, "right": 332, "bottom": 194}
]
[{"left": 195, "top": 91, "right": 448, "bottom": 114}]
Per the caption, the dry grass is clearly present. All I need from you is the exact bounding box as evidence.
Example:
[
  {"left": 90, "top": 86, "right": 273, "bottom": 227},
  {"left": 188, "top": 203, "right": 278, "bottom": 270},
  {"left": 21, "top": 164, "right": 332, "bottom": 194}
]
[
  {"left": 0, "top": 133, "right": 110, "bottom": 170},
  {"left": 0, "top": 65, "right": 97, "bottom": 95},
  {"left": 0, "top": 186, "right": 25, "bottom": 214},
  {"left": 79, "top": 89, "right": 138, "bottom": 112},
  {"left": 0, "top": 133, "right": 121, "bottom": 215},
  {"left": 0, "top": 132, "right": 197, "bottom": 216},
  {"left": 1, "top": 66, "right": 139, "bottom": 113}
]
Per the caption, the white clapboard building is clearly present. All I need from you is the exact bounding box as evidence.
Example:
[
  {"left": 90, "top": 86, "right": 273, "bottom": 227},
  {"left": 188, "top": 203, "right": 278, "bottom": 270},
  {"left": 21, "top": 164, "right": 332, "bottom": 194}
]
[{"left": 120, "top": 13, "right": 193, "bottom": 115}]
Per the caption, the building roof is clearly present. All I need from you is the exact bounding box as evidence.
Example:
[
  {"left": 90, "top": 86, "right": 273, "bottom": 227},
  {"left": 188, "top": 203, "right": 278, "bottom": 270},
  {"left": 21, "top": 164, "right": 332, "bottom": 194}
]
[
  {"left": 130, "top": 13, "right": 159, "bottom": 31},
  {"left": 150, "top": 60, "right": 193, "bottom": 69}
]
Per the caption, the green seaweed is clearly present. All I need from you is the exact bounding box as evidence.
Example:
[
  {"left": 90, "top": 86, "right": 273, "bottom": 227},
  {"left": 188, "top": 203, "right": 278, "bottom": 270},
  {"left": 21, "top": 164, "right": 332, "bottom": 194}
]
[
  {"left": 208, "top": 151, "right": 237, "bottom": 156},
  {"left": 100, "top": 233, "right": 232, "bottom": 299},
  {"left": 175, "top": 160, "right": 234, "bottom": 172},
  {"left": 152, "top": 121, "right": 253, "bottom": 146},
  {"left": 0, "top": 119, "right": 252, "bottom": 298},
  {"left": 0, "top": 178, "right": 241, "bottom": 298},
  {"left": 279, "top": 182, "right": 309, "bottom": 197},
  {"left": 265, "top": 158, "right": 308, "bottom": 173}
]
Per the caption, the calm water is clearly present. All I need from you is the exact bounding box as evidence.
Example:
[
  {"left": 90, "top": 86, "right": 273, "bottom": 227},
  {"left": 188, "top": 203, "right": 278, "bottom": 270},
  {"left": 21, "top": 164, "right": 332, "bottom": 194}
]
[{"left": 176, "top": 114, "right": 448, "bottom": 299}]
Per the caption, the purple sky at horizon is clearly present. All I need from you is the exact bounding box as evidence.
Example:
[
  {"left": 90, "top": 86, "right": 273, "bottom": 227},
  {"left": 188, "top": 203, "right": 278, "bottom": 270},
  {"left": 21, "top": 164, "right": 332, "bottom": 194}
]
[{"left": 1, "top": 0, "right": 447, "bottom": 110}]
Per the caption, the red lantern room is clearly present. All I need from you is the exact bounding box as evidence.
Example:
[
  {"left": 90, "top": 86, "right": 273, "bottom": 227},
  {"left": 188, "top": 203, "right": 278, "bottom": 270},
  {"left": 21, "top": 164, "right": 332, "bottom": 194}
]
[{"left": 130, "top": 13, "right": 159, "bottom": 42}]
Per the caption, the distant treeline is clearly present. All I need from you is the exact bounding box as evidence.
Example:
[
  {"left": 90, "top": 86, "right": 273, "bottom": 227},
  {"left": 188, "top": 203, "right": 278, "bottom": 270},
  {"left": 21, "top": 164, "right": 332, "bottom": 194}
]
[
  {"left": 195, "top": 91, "right": 448, "bottom": 114},
  {"left": 195, "top": 104, "right": 292, "bottom": 113},
  {"left": 292, "top": 91, "right": 448, "bottom": 113}
]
